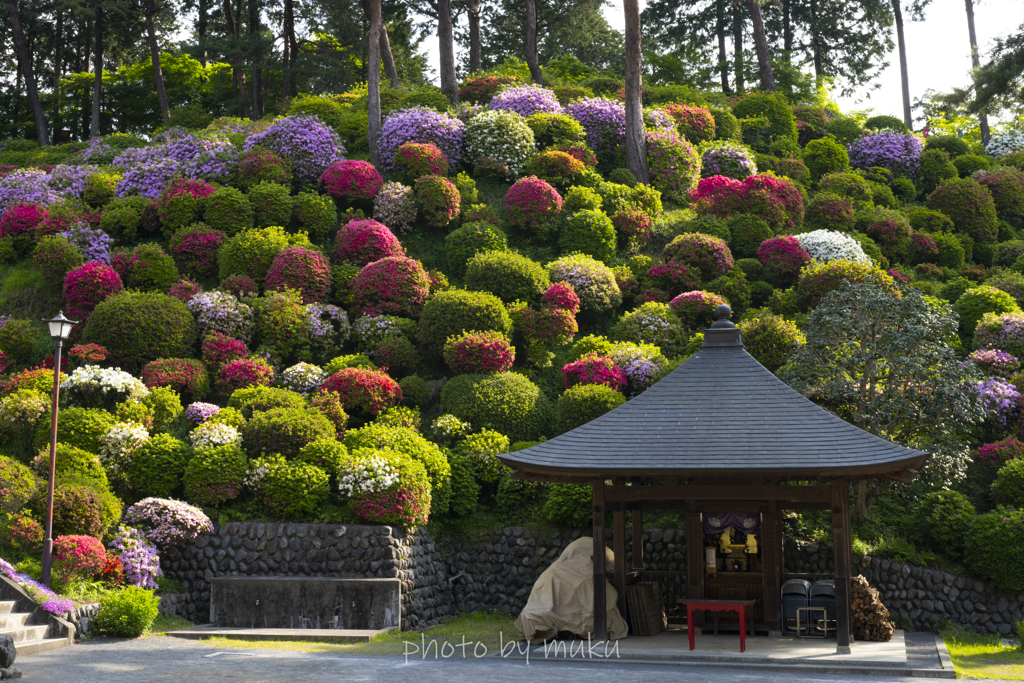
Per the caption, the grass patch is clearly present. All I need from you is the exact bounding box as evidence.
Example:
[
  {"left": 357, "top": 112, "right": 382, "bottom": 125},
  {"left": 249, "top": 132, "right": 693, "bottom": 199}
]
[
  {"left": 939, "top": 621, "right": 1024, "bottom": 680},
  {"left": 148, "top": 614, "right": 195, "bottom": 636},
  {"left": 198, "top": 611, "right": 519, "bottom": 657}
]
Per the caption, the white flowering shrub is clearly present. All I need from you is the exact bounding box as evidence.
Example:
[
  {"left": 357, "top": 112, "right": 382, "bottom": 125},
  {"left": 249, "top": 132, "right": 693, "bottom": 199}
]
[
  {"left": 190, "top": 422, "right": 242, "bottom": 451},
  {"left": 796, "top": 229, "right": 871, "bottom": 265},
  {"left": 61, "top": 365, "right": 149, "bottom": 409},
  {"left": 337, "top": 452, "right": 400, "bottom": 497},
  {"left": 0, "top": 390, "right": 48, "bottom": 426},
  {"left": 280, "top": 362, "right": 328, "bottom": 395},
  {"left": 431, "top": 414, "right": 471, "bottom": 442},
  {"left": 244, "top": 454, "right": 285, "bottom": 491},
  {"left": 350, "top": 314, "right": 414, "bottom": 354},
  {"left": 100, "top": 421, "right": 150, "bottom": 476},
  {"left": 986, "top": 132, "right": 1024, "bottom": 158},
  {"left": 464, "top": 110, "right": 536, "bottom": 180}
]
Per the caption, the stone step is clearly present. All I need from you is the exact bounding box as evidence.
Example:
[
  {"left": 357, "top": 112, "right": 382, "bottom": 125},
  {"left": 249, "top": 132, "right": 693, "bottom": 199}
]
[
  {"left": 0, "top": 601, "right": 15, "bottom": 615},
  {"left": 14, "top": 637, "right": 73, "bottom": 657},
  {"left": 0, "top": 623, "right": 49, "bottom": 644},
  {"left": 0, "top": 612, "right": 31, "bottom": 629}
]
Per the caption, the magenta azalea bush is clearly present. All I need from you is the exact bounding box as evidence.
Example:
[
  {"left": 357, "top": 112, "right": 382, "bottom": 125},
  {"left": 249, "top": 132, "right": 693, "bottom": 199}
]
[
  {"left": 376, "top": 107, "right": 466, "bottom": 171},
  {"left": 443, "top": 330, "right": 515, "bottom": 375},
  {"left": 662, "top": 233, "right": 733, "bottom": 282},
  {"left": 320, "top": 160, "right": 383, "bottom": 202},
  {"left": 669, "top": 290, "right": 729, "bottom": 330},
  {"left": 504, "top": 176, "right": 563, "bottom": 236},
  {"left": 265, "top": 245, "right": 333, "bottom": 304},
  {"left": 334, "top": 219, "right": 405, "bottom": 266},
  {"left": 563, "top": 353, "right": 627, "bottom": 392},
  {"left": 63, "top": 261, "right": 124, "bottom": 322},
  {"left": 352, "top": 256, "right": 431, "bottom": 318}
]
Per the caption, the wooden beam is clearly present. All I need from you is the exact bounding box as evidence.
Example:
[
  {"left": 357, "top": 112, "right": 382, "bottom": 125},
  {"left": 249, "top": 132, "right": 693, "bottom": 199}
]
[
  {"left": 761, "top": 504, "right": 781, "bottom": 636},
  {"left": 603, "top": 484, "right": 830, "bottom": 503},
  {"left": 613, "top": 501, "right": 626, "bottom": 599},
  {"left": 592, "top": 479, "right": 607, "bottom": 642},
  {"left": 779, "top": 502, "right": 832, "bottom": 511},
  {"left": 632, "top": 502, "right": 643, "bottom": 572},
  {"left": 832, "top": 480, "right": 852, "bottom": 653}
]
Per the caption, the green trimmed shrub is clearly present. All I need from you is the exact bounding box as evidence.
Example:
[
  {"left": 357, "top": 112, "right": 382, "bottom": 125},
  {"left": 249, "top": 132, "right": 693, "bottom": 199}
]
[
  {"left": 826, "top": 117, "right": 864, "bottom": 147},
  {"left": 795, "top": 260, "right": 896, "bottom": 310},
  {"left": 452, "top": 429, "right": 510, "bottom": 483},
  {"left": 0, "top": 455, "right": 39, "bottom": 512},
  {"left": 863, "top": 115, "right": 908, "bottom": 133},
  {"left": 804, "top": 193, "right": 855, "bottom": 233},
  {"left": 917, "top": 490, "right": 975, "bottom": 559},
  {"left": 736, "top": 310, "right": 805, "bottom": 372},
  {"left": 218, "top": 225, "right": 290, "bottom": 284},
  {"left": 0, "top": 320, "right": 42, "bottom": 367},
  {"left": 555, "top": 384, "right": 625, "bottom": 434},
  {"left": 83, "top": 171, "right": 119, "bottom": 207},
  {"left": 868, "top": 180, "right": 897, "bottom": 209},
  {"left": 204, "top": 186, "right": 254, "bottom": 236},
  {"left": 127, "top": 434, "right": 190, "bottom": 499},
  {"left": 496, "top": 475, "right": 548, "bottom": 518},
  {"left": 967, "top": 508, "right": 1024, "bottom": 591},
  {"left": 907, "top": 207, "right": 954, "bottom": 234},
  {"left": 444, "top": 222, "right": 508, "bottom": 281},
  {"left": 183, "top": 443, "right": 248, "bottom": 506},
  {"left": 121, "top": 243, "right": 180, "bottom": 292},
  {"left": 399, "top": 87, "right": 451, "bottom": 113},
  {"left": 727, "top": 214, "right": 775, "bottom": 259},
  {"left": 818, "top": 172, "right": 873, "bottom": 204},
  {"left": 33, "top": 236, "right": 84, "bottom": 287},
  {"left": 464, "top": 251, "right": 550, "bottom": 304},
  {"left": 955, "top": 154, "right": 990, "bottom": 178},
  {"left": 248, "top": 182, "right": 293, "bottom": 229},
  {"left": 36, "top": 408, "right": 115, "bottom": 456},
  {"left": 440, "top": 372, "right": 552, "bottom": 442},
  {"left": 254, "top": 288, "right": 311, "bottom": 361},
  {"left": 288, "top": 95, "right": 347, "bottom": 130},
  {"left": 418, "top": 289, "right": 513, "bottom": 357},
  {"left": 563, "top": 186, "right": 602, "bottom": 214},
  {"left": 30, "top": 443, "right": 106, "bottom": 488},
  {"left": 291, "top": 190, "right": 337, "bottom": 243},
  {"left": 803, "top": 137, "right": 850, "bottom": 182},
  {"left": 94, "top": 586, "right": 160, "bottom": 637},
  {"left": 82, "top": 291, "right": 196, "bottom": 372},
  {"left": 925, "top": 134, "right": 971, "bottom": 159},
  {"left": 399, "top": 375, "right": 432, "bottom": 408},
  {"left": 992, "top": 458, "right": 1024, "bottom": 507},
  {"left": 731, "top": 92, "right": 797, "bottom": 150},
  {"left": 920, "top": 149, "right": 958, "bottom": 195},
  {"left": 927, "top": 178, "right": 998, "bottom": 243},
  {"left": 559, "top": 209, "right": 617, "bottom": 264},
  {"left": 258, "top": 458, "right": 331, "bottom": 519},
  {"left": 612, "top": 302, "right": 686, "bottom": 357},
  {"left": 527, "top": 112, "right": 587, "bottom": 148},
  {"left": 930, "top": 232, "right": 966, "bottom": 269},
  {"left": 43, "top": 483, "right": 102, "bottom": 537},
  {"left": 240, "top": 406, "right": 335, "bottom": 459},
  {"left": 543, "top": 483, "right": 591, "bottom": 528},
  {"left": 709, "top": 106, "right": 740, "bottom": 141},
  {"left": 955, "top": 286, "right": 1021, "bottom": 339}
]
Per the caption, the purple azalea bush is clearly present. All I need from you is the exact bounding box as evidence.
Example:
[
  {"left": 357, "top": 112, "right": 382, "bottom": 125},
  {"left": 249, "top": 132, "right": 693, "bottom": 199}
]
[
  {"left": 115, "top": 156, "right": 182, "bottom": 199},
  {"left": 376, "top": 106, "right": 466, "bottom": 171},
  {"left": 965, "top": 349, "right": 1021, "bottom": 379},
  {"left": 0, "top": 168, "right": 59, "bottom": 213},
  {"left": 123, "top": 498, "right": 213, "bottom": 552},
  {"left": 163, "top": 133, "right": 240, "bottom": 183},
  {"left": 847, "top": 131, "right": 923, "bottom": 179},
  {"left": 976, "top": 377, "right": 1021, "bottom": 425},
  {"left": 489, "top": 84, "right": 563, "bottom": 118},
  {"left": 644, "top": 108, "right": 676, "bottom": 133},
  {"left": 307, "top": 302, "right": 350, "bottom": 357},
  {"left": 0, "top": 557, "right": 75, "bottom": 615},
  {"left": 108, "top": 526, "right": 163, "bottom": 589},
  {"left": 244, "top": 115, "right": 345, "bottom": 185},
  {"left": 185, "top": 402, "right": 221, "bottom": 425},
  {"left": 48, "top": 164, "right": 101, "bottom": 200},
  {"left": 566, "top": 97, "right": 626, "bottom": 152},
  {"left": 57, "top": 223, "right": 114, "bottom": 264},
  {"left": 700, "top": 141, "right": 757, "bottom": 179},
  {"left": 67, "top": 137, "right": 119, "bottom": 166}
]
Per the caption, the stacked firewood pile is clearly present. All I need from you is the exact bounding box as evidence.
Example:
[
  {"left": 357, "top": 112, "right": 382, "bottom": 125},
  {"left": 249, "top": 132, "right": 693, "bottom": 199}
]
[{"left": 851, "top": 575, "right": 894, "bottom": 642}]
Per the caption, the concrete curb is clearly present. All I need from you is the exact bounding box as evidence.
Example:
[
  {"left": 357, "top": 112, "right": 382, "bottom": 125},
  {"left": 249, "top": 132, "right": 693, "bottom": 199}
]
[
  {"left": 933, "top": 634, "right": 955, "bottom": 672},
  {"left": 166, "top": 625, "right": 395, "bottom": 643}
]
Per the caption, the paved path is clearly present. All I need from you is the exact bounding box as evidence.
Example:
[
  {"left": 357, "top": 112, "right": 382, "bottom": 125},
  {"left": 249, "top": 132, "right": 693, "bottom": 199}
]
[{"left": 14, "top": 635, "right": 1004, "bottom": 683}]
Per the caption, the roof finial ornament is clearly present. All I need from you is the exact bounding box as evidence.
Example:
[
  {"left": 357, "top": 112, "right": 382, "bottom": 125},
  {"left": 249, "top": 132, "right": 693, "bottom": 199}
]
[{"left": 710, "top": 304, "right": 736, "bottom": 329}]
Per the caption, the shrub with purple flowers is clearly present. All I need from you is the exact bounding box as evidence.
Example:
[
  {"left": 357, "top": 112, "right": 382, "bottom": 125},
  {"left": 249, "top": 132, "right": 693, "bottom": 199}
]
[
  {"left": 57, "top": 223, "right": 113, "bottom": 264},
  {"left": 377, "top": 107, "right": 466, "bottom": 171},
  {"left": 123, "top": 497, "right": 213, "bottom": 551},
  {"left": 699, "top": 140, "right": 757, "bottom": 180},
  {"left": 546, "top": 253, "right": 622, "bottom": 313},
  {"left": 108, "top": 526, "right": 162, "bottom": 589},
  {"left": 0, "top": 168, "right": 59, "bottom": 213},
  {"left": 975, "top": 312, "right": 1024, "bottom": 359},
  {"left": 0, "top": 558, "right": 75, "bottom": 616},
  {"left": 243, "top": 115, "right": 345, "bottom": 186},
  {"left": 185, "top": 402, "right": 221, "bottom": 424},
  {"left": 489, "top": 84, "right": 563, "bottom": 118},
  {"left": 966, "top": 349, "right": 1021, "bottom": 379},
  {"left": 187, "top": 290, "right": 255, "bottom": 343},
  {"left": 847, "top": 131, "right": 923, "bottom": 179},
  {"left": 977, "top": 377, "right": 1021, "bottom": 426},
  {"left": 566, "top": 97, "right": 626, "bottom": 152}
]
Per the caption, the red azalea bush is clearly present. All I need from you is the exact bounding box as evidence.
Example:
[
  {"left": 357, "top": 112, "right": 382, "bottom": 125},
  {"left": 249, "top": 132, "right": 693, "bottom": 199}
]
[
  {"left": 264, "top": 245, "right": 332, "bottom": 304},
  {"left": 2, "top": 367, "right": 55, "bottom": 395},
  {"left": 63, "top": 261, "right": 124, "bottom": 322},
  {"left": 333, "top": 219, "right": 405, "bottom": 267},
  {"left": 352, "top": 256, "right": 430, "bottom": 317},
  {"left": 220, "top": 274, "right": 258, "bottom": 298},
  {"left": 692, "top": 173, "right": 805, "bottom": 233},
  {"left": 320, "top": 368, "right": 402, "bottom": 417},
  {"left": 36, "top": 207, "right": 80, "bottom": 238},
  {"left": 910, "top": 232, "right": 939, "bottom": 263},
  {"left": 542, "top": 281, "right": 581, "bottom": 314},
  {"left": 68, "top": 343, "right": 108, "bottom": 368},
  {"left": 504, "top": 176, "right": 563, "bottom": 237},
  {"left": 53, "top": 534, "right": 107, "bottom": 581},
  {"left": 0, "top": 202, "right": 46, "bottom": 254},
  {"left": 757, "top": 235, "right": 811, "bottom": 283},
  {"left": 311, "top": 390, "right": 348, "bottom": 435},
  {"left": 563, "top": 353, "right": 627, "bottom": 392},
  {"left": 459, "top": 74, "right": 521, "bottom": 103},
  {"left": 669, "top": 290, "right": 729, "bottom": 330},
  {"left": 320, "top": 160, "right": 384, "bottom": 202},
  {"left": 663, "top": 103, "right": 716, "bottom": 144},
  {"left": 141, "top": 357, "right": 210, "bottom": 402},
  {"left": 169, "top": 224, "right": 226, "bottom": 279},
  {"left": 168, "top": 277, "right": 203, "bottom": 302},
  {"left": 202, "top": 331, "right": 248, "bottom": 374},
  {"left": 551, "top": 142, "right": 598, "bottom": 167},
  {"left": 216, "top": 357, "right": 274, "bottom": 395},
  {"left": 414, "top": 175, "right": 461, "bottom": 229},
  {"left": 647, "top": 261, "right": 700, "bottom": 296},
  {"left": 612, "top": 208, "right": 653, "bottom": 251},
  {"left": 443, "top": 330, "right": 515, "bottom": 375},
  {"left": 393, "top": 142, "right": 449, "bottom": 182},
  {"left": 2, "top": 513, "right": 43, "bottom": 554},
  {"left": 662, "top": 233, "right": 734, "bottom": 282}
]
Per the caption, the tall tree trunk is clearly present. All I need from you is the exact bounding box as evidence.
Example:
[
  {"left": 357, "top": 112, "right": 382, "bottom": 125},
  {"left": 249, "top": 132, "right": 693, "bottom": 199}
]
[
  {"left": 437, "top": 0, "right": 458, "bottom": 104},
  {"left": 224, "top": 0, "right": 239, "bottom": 98},
  {"left": 146, "top": 0, "right": 171, "bottom": 122},
  {"left": 525, "top": 0, "right": 542, "bottom": 84},
  {"left": 8, "top": 0, "right": 49, "bottom": 145},
  {"left": 249, "top": 0, "right": 263, "bottom": 119},
  {"left": 381, "top": 26, "right": 399, "bottom": 88},
  {"left": 466, "top": 0, "right": 481, "bottom": 74},
  {"left": 716, "top": 0, "right": 730, "bottom": 93},
  {"left": 749, "top": 0, "right": 775, "bottom": 91},
  {"left": 198, "top": 0, "right": 208, "bottom": 67},
  {"left": 623, "top": 0, "right": 648, "bottom": 183},
  {"left": 810, "top": 0, "right": 823, "bottom": 77},
  {"left": 283, "top": 0, "right": 297, "bottom": 97},
  {"left": 234, "top": 0, "right": 249, "bottom": 117},
  {"left": 90, "top": 4, "right": 103, "bottom": 138},
  {"left": 84, "top": 17, "right": 92, "bottom": 72},
  {"left": 964, "top": 0, "right": 990, "bottom": 144},
  {"left": 732, "top": 1, "right": 744, "bottom": 94},
  {"left": 54, "top": 7, "right": 64, "bottom": 141},
  {"left": 367, "top": 0, "right": 382, "bottom": 166},
  {"left": 782, "top": 0, "right": 792, "bottom": 56},
  {"left": 892, "top": 0, "right": 912, "bottom": 130}
]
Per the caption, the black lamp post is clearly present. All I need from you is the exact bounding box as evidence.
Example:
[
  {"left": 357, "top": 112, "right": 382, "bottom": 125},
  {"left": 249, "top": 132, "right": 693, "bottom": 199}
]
[{"left": 40, "top": 311, "right": 76, "bottom": 588}]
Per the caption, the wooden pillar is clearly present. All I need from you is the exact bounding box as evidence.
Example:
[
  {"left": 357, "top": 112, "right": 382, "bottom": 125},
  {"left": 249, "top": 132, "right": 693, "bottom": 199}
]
[
  {"left": 632, "top": 502, "right": 643, "bottom": 572},
  {"left": 761, "top": 504, "right": 781, "bottom": 635},
  {"left": 831, "top": 480, "right": 852, "bottom": 653},
  {"left": 592, "top": 479, "right": 607, "bottom": 641},
  {"left": 613, "top": 501, "right": 626, "bottom": 597},
  {"left": 686, "top": 509, "right": 704, "bottom": 628}
]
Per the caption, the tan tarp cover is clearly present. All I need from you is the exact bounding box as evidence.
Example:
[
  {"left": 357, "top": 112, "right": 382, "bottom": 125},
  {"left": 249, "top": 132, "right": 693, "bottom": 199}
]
[{"left": 514, "top": 537, "right": 629, "bottom": 643}]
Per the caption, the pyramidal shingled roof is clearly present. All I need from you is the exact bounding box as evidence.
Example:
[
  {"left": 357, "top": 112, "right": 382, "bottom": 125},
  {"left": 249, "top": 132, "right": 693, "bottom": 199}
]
[{"left": 499, "top": 306, "right": 930, "bottom": 481}]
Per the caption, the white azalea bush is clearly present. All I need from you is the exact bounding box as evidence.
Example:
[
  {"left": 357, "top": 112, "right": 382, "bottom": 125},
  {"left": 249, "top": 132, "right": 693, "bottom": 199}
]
[
  {"left": 986, "top": 131, "right": 1024, "bottom": 158},
  {"left": 336, "top": 448, "right": 431, "bottom": 526},
  {"left": 796, "top": 229, "right": 871, "bottom": 265},
  {"left": 189, "top": 422, "right": 241, "bottom": 451},
  {"left": 280, "top": 362, "right": 327, "bottom": 395},
  {"left": 464, "top": 110, "right": 536, "bottom": 180},
  {"left": 61, "top": 365, "right": 149, "bottom": 410},
  {"left": 100, "top": 421, "right": 150, "bottom": 483},
  {"left": 431, "top": 414, "right": 471, "bottom": 442}
]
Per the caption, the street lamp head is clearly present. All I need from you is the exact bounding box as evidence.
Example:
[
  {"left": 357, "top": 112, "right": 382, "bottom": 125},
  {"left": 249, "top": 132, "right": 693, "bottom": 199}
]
[{"left": 44, "top": 311, "right": 78, "bottom": 341}]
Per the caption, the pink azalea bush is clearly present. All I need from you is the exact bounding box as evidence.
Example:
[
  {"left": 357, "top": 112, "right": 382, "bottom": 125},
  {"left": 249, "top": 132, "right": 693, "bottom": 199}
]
[
  {"left": 63, "top": 261, "right": 124, "bottom": 322},
  {"left": 691, "top": 173, "right": 805, "bottom": 233},
  {"left": 169, "top": 224, "right": 226, "bottom": 279},
  {"left": 662, "top": 233, "right": 734, "bottom": 282},
  {"left": 669, "top": 290, "right": 729, "bottom": 330},
  {"left": 443, "top": 330, "right": 515, "bottom": 375},
  {"left": 53, "top": 534, "right": 108, "bottom": 581},
  {"left": 542, "top": 281, "right": 582, "bottom": 314},
  {"left": 352, "top": 256, "right": 431, "bottom": 318},
  {"left": 265, "top": 245, "right": 333, "bottom": 304},
  {"left": 320, "top": 368, "right": 402, "bottom": 417},
  {"left": 757, "top": 235, "right": 811, "bottom": 283},
  {"left": 320, "top": 160, "right": 383, "bottom": 202},
  {"left": 563, "top": 353, "right": 627, "bottom": 392},
  {"left": 216, "top": 357, "right": 274, "bottom": 395},
  {"left": 393, "top": 142, "right": 449, "bottom": 181},
  {"left": 504, "top": 176, "right": 563, "bottom": 237},
  {"left": 333, "top": 219, "right": 405, "bottom": 266}
]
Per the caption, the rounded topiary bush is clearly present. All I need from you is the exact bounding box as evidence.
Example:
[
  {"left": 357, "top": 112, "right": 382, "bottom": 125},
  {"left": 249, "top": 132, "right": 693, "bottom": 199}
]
[
  {"left": 920, "top": 149, "right": 958, "bottom": 195},
  {"left": 218, "top": 225, "right": 290, "bottom": 284},
  {"left": 927, "top": 178, "right": 998, "bottom": 243},
  {"left": 83, "top": 291, "right": 196, "bottom": 371},
  {"left": 333, "top": 219, "right": 404, "bottom": 267},
  {"left": 169, "top": 224, "right": 226, "bottom": 279},
  {"left": 525, "top": 112, "right": 586, "bottom": 147},
  {"left": 504, "top": 176, "right": 563, "bottom": 237},
  {"left": 247, "top": 181, "right": 293, "bottom": 229},
  {"left": 117, "top": 243, "right": 180, "bottom": 293},
  {"left": 736, "top": 310, "right": 805, "bottom": 372},
  {"left": 140, "top": 358, "right": 209, "bottom": 403},
  {"left": 465, "top": 109, "right": 536, "bottom": 178},
  {"left": 547, "top": 253, "right": 622, "bottom": 314},
  {"left": 63, "top": 261, "right": 123, "bottom": 322},
  {"left": 320, "top": 368, "right": 402, "bottom": 418},
  {"left": 440, "top": 372, "right": 551, "bottom": 442},
  {"left": 93, "top": 586, "right": 160, "bottom": 638},
  {"left": 967, "top": 508, "right": 1024, "bottom": 591},
  {"left": 184, "top": 443, "right": 248, "bottom": 506},
  {"left": 956, "top": 286, "right": 1022, "bottom": 340},
  {"left": 204, "top": 186, "right": 254, "bottom": 236},
  {"left": 337, "top": 447, "right": 431, "bottom": 526},
  {"left": 292, "top": 190, "right": 337, "bottom": 243},
  {"left": 523, "top": 151, "right": 587, "bottom": 189},
  {"left": 34, "top": 407, "right": 116, "bottom": 454},
  {"left": 464, "top": 251, "right": 551, "bottom": 305},
  {"left": 35, "top": 236, "right": 84, "bottom": 288},
  {"left": 555, "top": 383, "right": 625, "bottom": 434},
  {"left": 559, "top": 210, "right": 617, "bottom": 264},
  {"left": 978, "top": 167, "right": 1024, "bottom": 226},
  {"left": 804, "top": 192, "right": 855, "bottom": 234},
  {"left": 802, "top": 137, "right": 850, "bottom": 182},
  {"left": 216, "top": 357, "right": 274, "bottom": 395},
  {"left": 238, "top": 146, "right": 292, "bottom": 191},
  {"left": 444, "top": 222, "right": 508, "bottom": 280},
  {"left": 443, "top": 330, "right": 515, "bottom": 375},
  {"left": 662, "top": 103, "right": 715, "bottom": 144},
  {"left": 925, "top": 134, "right": 971, "bottom": 159},
  {"left": 127, "top": 433, "right": 190, "bottom": 499},
  {"left": 352, "top": 256, "right": 430, "bottom": 318},
  {"left": 418, "top": 289, "right": 513, "bottom": 356},
  {"left": 668, "top": 290, "right": 728, "bottom": 331},
  {"left": 243, "top": 114, "right": 345, "bottom": 186},
  {"left": 917, "top": 490, "right": 975, "bottom": 559},
  {"left": 795, "top": 260, "right": 896, "bottom": 310},
  {"left": 264, "top": 245, "right": 332, "bottom": 304},
  {"left": 257, "top": 458, "right": 331, "bottom": 520},
  {"left": 612, "top": 301, "right": 686, "bottom": 357},
  {"left": 392, "top": 142, "right": 449, "bottom": 183},
  {"left": 732, "top": 91, "right": 797, "bottom": 149},
  {"left": 320, "top": 160, "right": 383, "bottom": 203},
  {"left": 30, "top": 443, "right": 105, "bottom": 488},
  {"left": 727, "top": 214, "right": 774, "bottom": 259},
  {"left": 241, "top": 406, "right": 336, "bottom": 459},
  {"left": 645, "top": 131, "right": 701, "bottom": 203},
  {"left": 228, "top": 384, "right": 306, "bottom": 417},
  {"left": 662, "top": 233, "right": 734, "bottom": 282},
  {"left": 992, "top": 458, "right": 1024, "bottom": 507},
  {"left": 818, "top": 172, "right": 873, "bottom": 204},
  {"left": 414, "top": 175, "right": 461, "bottom": 229}
]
